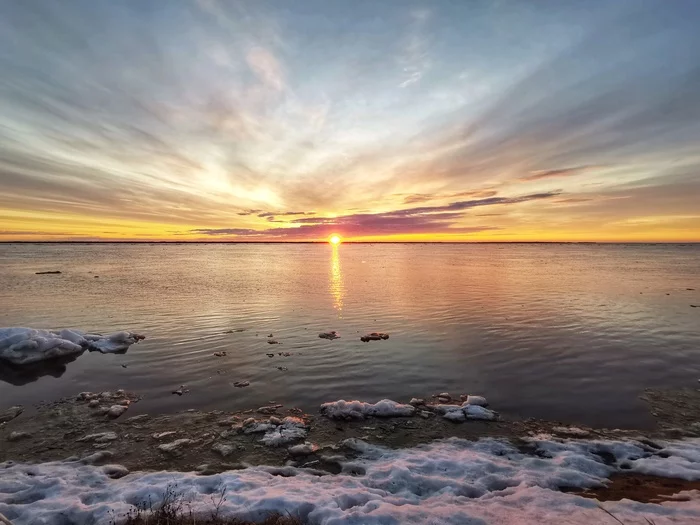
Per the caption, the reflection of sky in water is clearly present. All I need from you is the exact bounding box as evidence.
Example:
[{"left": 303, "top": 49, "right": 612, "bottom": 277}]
[
  {"left": 0, "top": 243, "right": 699, "bottom": 429},
  {"left": 329, "top": 244, "right": 344, "bottom": 315}
]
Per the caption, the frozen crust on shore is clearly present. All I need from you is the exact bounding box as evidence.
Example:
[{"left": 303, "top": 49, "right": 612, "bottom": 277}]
[
  {"left": 0, "top": 328, "right": 144, "bottom": 365},
  {"left": 320, "top": 399, "right": 416, "bottom": 419},
  {"left": 2, "top": 436, "right": 700, "bottom": 525}
]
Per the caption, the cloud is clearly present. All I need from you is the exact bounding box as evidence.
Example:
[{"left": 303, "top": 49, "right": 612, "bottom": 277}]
[
  {"left": 257, "top": 211, "right": 314, "bottom": 218},
  {"left": 401, "top": 189, "right": 499, "bottom": 204},
  {"left": 246, "top": 47, "right": 285, "bottom": 92},
  {"left": 518, "top": 166, "right": 600, "bottom": 183},
  {"left": 190, "top": 228, "right": 260, "bottom": 236},
  {"left": 189, "top": 191, "right": 557, "bottom": 239}
]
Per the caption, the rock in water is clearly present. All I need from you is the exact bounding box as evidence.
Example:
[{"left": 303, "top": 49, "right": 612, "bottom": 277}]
[
  {"left": 360, "top": 332, "right": 389, "bottom": 342},
  {"left": 319, "top": 331, "right": 340, "bottom": 340}
]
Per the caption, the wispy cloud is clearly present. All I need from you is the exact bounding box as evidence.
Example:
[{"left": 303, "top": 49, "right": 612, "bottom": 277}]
[{"left": 518, "top": 166, "right": 601, "bottom": 183}]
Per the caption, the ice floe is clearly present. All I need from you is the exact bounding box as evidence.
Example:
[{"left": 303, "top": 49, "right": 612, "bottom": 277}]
[
  {"left": 0, "top": 327, "right": 144, "bottom": 365},
  {"left": 320, "top": 399, "right": 416, "bottom": 420},
  {"left": 3, "top": 437, "right": 700, "bottom": 524}
]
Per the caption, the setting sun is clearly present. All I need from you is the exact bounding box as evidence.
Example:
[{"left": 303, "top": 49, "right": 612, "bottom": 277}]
[{"left": 329, "top": 234, "right": 342, "bottom": 245}]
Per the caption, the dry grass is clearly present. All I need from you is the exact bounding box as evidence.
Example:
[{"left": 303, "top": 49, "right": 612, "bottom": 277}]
[{"left": 110, "top": 484, "right": 304, "bottom": 525}]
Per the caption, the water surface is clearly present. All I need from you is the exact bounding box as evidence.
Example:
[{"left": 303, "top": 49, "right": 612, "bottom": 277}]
[{"left": 1, "top": 243, "right": 699, "bottom": 428}]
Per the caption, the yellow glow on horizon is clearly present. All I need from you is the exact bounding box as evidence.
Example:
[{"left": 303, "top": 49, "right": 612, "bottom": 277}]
[{"left": 329, "top": 234, "right": 342, "bottom": 245}]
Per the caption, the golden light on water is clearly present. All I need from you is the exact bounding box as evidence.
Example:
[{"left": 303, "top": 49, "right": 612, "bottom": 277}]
[
  {"left": 329, "top": 242, "right": 344, "bottom": 315},
  {"left": 329, "top": 234, "right": 342, "bottom": 245}
]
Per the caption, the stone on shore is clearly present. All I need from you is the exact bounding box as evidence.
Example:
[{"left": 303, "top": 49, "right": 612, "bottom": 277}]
[
  {"left": 102, "top": 464, "right": 130, "bottom": 479},
  {"left": 78, "top": 432, "right": 118, "bottom": 443},
  {"left": 212, "top": 443, "right": 234, "bottom": 457},
  {"left": 158, "top": 438, "right": 195, "bottom": 456},
  {"left": 107, "top": 405, "right": 128, "bottom": 419},
  {"left": 0, "top": 406, "right": 23, "bottom": 424},
  {"left": 8, "top": 431, "right": 31, "bottom": 442}
]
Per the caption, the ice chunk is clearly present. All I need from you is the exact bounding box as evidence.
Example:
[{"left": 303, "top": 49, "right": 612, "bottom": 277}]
[
  {"left": 260, "top": 421, "right": 308, "bottom": 447},
  {"left": 463, "top": 395, "right": 488, "bottom": 407},
  {"left": 463, "top": 404, "right": 498, "bottom": 420},
  {"left": 320, "top": 399, "right": 415, "bottom": 420},
  {"left": 435, "top": 403, "right": 498, "bottom": 421},
  {"left": 443, "top": 409, "right": 467, "bottom": 422},
  {"left": 0, "top": 327, "right": 144, "bottom": 365}
]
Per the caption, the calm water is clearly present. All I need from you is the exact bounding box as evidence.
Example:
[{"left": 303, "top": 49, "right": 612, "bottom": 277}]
[{"left": 1, "top": 243, "right": 699, "bottom": 429}]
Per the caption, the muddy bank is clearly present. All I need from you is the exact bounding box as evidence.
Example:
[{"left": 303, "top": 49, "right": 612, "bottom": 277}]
[{"left": 3, "top": 388, "right": 700, "bottom": 476}]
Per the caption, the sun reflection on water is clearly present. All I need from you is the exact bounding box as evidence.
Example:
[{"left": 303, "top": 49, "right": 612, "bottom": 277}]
[{"left": 329, "top": 244, "right": 344, "bottom": 315}]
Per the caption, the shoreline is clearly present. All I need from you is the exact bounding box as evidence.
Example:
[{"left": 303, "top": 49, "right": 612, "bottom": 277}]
[{"left": 2, "top": 388, "right": 700, "bottom": 473}]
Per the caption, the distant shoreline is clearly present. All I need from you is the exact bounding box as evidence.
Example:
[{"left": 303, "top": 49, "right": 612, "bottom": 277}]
[{"left": 1, "top": 241, "right": 699, "bottom": 245}]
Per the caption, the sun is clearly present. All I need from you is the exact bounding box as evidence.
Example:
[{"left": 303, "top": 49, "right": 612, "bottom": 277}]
[{"left": 329, "top": 234, "right": 342, "bottom": 245}]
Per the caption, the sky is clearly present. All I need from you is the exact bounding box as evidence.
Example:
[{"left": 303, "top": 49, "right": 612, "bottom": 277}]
[{"left": 0, "top": 0, "right": 699, "bottom": 242}]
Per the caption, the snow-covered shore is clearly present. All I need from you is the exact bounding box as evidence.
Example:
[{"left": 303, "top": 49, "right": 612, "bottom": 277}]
[{"left": 2, "top": 436, "right": 700, "bottom": 524}]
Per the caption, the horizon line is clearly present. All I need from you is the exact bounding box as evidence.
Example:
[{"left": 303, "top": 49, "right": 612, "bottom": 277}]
[{"left": 1, "top": 241, "right": 699, "bottom": 245}]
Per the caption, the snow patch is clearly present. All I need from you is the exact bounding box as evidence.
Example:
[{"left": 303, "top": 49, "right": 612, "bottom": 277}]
[
  {"left": 2, "top": 437, "right": 700, "bottom": 524},
  {"left": 0, "top": 327, "right": 144, "bottom": 365}
]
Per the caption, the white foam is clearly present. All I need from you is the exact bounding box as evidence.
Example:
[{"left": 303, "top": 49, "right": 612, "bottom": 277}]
[
  {"left": 320, "top": 399, "right": 416, "bottom": 419},
  {"left": 2, "top": 437, "right": 700, "bottom": 524},
  {"left": 0, "top": 327, "right": 144, "bottom": 365}
]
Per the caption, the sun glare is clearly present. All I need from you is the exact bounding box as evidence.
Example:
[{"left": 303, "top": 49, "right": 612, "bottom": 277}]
[{"left": 329, "top": 234, "right": 342, "bottom": 245}]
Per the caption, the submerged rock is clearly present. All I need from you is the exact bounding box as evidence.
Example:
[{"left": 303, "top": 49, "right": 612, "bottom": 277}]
[
  {"left": 35, "top": 271, "right": 62, "bottom": 275},
  {"left": 319, "top": 331, "right": 340, "bottom": 340},
  {"left": 213, "top": 351, "right": 227, "bottom": 357},
  {"left": 233, "top": 381, "right": 250, "bottom": 388}
]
